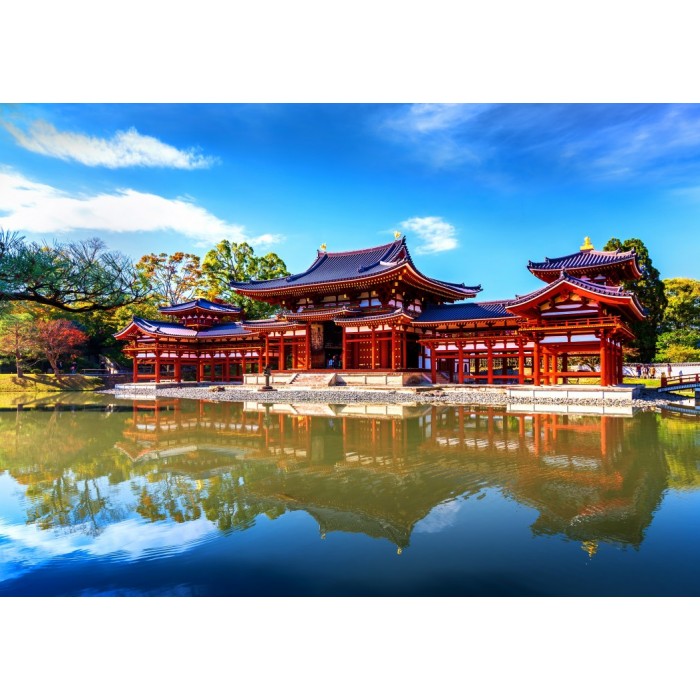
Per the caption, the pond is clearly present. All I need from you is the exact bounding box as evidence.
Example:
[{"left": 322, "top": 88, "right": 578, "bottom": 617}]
[{"left": 0, "top": 396, "right": 698, "bottom": 595}]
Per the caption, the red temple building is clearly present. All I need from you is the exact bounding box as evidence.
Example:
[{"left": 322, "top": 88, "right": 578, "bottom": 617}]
[{"left": 115, "top": 234, "right": 646, "bottom": 386}]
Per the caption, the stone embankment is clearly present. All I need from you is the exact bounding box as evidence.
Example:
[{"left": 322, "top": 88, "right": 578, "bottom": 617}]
[{"left": 107, "top": 382, "right": 677, "bottom": 412}]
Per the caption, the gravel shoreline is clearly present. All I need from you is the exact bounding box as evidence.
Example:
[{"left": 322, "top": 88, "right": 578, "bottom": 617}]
[{"left": 104, "top": 384, "right": 682, "bottom": 411}]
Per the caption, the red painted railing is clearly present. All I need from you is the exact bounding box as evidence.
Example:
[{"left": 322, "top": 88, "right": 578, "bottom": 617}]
[{"left": 660, "top": 373, "right": 700, "bottom": 389}]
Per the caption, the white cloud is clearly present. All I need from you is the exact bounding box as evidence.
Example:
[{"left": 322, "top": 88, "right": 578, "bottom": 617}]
[
  {"left": 380, "top": 104, "right": 494, "bottom": 167},
  {"left": 414, "top": 499, "right": 462, "bottom": 534},
  {"left": 0, "top": 514, "right": 218, "bottom": 583},
  {"left": 386, "top": 103, "right": 492, "bottom": 135},
  {"left": 400, "top": 215, "right": 459, "bottom": 254},
  {"left": 3, "top": 119, "right": 217, "bottom": 169},
  {"left": 0, "top": 169, "right": 280, "bottom": 247}
]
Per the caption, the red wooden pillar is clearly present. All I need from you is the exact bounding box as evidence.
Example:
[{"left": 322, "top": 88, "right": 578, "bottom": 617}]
[
  {"left": 561, "top": 352, "right": 568, "bottom": 384},
  {"left": 265, "top": 334, "right": 270, "bottom": 369},
  {"left": 210, "top": 354, "right": 215, "bottom": 381},
  {"left": 617, "top": 342, "right": 623, "bottom": 384},
  {"left": 390, "top": 327, "right": 396, "bottom": 371},
  {"left": 533, "top": 340, "right": 541, "bottom": 385},
  {"left": 175, "top": 352, "right": 182, "bottom": 383},
  {"left": 518, "top": 340, "right": 525, "bottom": 384},
  {"left": 305, "top": 325, "right": 311, "bottom": 370},
  {"left": 402, "top": 330, "right": 407, "bottom": 370},
  {"left": 457, "top": 343, "right": 464, "bottom": 384},
  {"left": 155, "top": 345, "right": 161, "bottom": 384},
  {"left": 430, "top": 344, "right": 437, "bottom": 384},
  {"left": 371, "top": 327, "right": 377, "bottom": 369},
  {"left": 487, "top": 341, "right": 494, "bottom": 384},
  {"left": 342, "top": 327, "right": 347, "bottom": 370},
  {"left": 599, "top": 335, "right": 607, "bottom": 386},
  {"left": 279, "top": 333, "right": 284, "bottom": 372},
  {"left": 132, "top": 356, "right": 137, "bottom": 383}
]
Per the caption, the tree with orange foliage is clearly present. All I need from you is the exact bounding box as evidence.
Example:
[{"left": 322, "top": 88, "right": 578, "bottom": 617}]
[{"left": 32, "top": 319, "right": 88, "bottom": 375}]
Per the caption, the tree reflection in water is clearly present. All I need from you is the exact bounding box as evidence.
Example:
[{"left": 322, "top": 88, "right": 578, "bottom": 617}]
[{"left": 0, "top": 399, "right": 696, "bottom": 553}]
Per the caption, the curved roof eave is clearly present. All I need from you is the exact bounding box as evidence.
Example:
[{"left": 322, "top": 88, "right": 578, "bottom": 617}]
[{"left": 506, "top": 274, "right": 647, "bottom": 320}]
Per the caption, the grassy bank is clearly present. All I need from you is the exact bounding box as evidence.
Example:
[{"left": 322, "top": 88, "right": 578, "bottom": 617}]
[{"left": 0, "top": 374, "right": 104, "bottom": 392}]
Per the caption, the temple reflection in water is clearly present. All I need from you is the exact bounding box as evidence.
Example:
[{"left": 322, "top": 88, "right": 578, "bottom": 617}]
[{"left": 100, "top": 398, "right": 670, "bottom": 552}]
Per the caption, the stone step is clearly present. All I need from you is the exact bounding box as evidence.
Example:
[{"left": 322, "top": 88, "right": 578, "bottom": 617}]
[{"left": 290, "top": 373, "right": 336, "bottom": 386}]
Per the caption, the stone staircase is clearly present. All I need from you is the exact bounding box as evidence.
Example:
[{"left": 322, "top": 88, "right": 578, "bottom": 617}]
[
  {"left": 289, "top": 373, "right": 337, "bottom": 387},
  {"left": 422, "top": 371, "right": 452, "bottom": 385}
]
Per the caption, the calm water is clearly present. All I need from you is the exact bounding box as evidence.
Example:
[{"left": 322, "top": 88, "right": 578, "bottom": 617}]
[{"left": 0, "top": 396, "right": 698, "bottom": 596}]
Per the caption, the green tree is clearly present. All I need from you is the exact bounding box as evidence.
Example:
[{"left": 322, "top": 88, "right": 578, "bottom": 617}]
[
  {"left": 0, "top": 304, "right": 39, "bottom": 376},
  {"left": 603, "top": 237, "right": 667, "bottom": 362},
  {"left": 0, "top": 230, "right": 146, "bottom": 312},
  {"left": 135, "top": 252, "right": 203, "bottom": 306},
  {"left": 201, "top": 241, "right": 289, "bottom": 319},
  {"left": 655, "top": 329, "right": 700, "bottom": 363},
  {"left": 660, "top": 278, "right": 700, "bottom": 332}
]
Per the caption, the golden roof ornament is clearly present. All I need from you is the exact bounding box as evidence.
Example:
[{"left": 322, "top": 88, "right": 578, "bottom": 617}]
[
  {"left": 394, "top": 230, "right": 402, "bottom": 240},
  {"left": 320, "top": 242, "right": 327, "bottom": 253},
  {"left": 580, "top": 236, "right": 594, "bottom": 251},
  {"left": 581, "top": 540, "right": 598, "bottom": 558}
]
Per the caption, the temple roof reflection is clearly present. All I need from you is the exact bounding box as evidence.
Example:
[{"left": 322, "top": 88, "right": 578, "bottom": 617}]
[{"left": 0, "top": 398, "right": 693, "bottom": 555}]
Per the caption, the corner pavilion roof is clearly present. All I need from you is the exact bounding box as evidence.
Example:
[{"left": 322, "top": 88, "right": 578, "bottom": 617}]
[
  {"left": 158, "top": 298, "right": 242, "bottom": 315},
  {"left": 527, "top": 247, "right": 642, "bottom": 282},
  {"left": 230, "top": 237, "right": 481, "bottom": 301},
  {"left": 505, "top": 272, "right": 647, "bottom": 320},
  {"left": 114, "top": 317, "right": 253, "bottom": 340}
]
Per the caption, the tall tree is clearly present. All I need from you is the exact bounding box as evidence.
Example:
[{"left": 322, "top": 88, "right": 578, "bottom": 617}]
[
  {"left": 135, "top": 252, "right": 203, "bottom": 306},
  {"left": 0, "top": 230, "right": 146, "bottom": 312},
  {"left": 603, "top": 237, "right": 667, "bottom": 362},
  {"left": 201, "top": 241, "right": 288, "bottom": 319}
]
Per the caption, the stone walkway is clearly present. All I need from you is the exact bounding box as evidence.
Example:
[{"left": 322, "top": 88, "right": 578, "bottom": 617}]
[{"left": 106, "top": 383, "right": 680, "bottom": 411}]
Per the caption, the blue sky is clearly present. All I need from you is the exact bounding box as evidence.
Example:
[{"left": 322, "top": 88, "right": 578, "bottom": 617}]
[{"left": 1, "top": 103, "right": 699, "bottom": 301}]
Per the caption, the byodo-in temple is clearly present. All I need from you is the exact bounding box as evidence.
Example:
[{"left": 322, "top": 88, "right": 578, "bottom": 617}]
[{"left": 115, "top": 234, "right": 646, "bottom": 385}]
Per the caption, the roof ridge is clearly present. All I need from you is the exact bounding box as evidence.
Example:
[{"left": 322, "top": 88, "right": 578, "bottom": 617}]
[
  {"left": 530, "top": 248, "right": 636, "bottom": 266},
  {"left": 323, "top": 238, "right": 401, "bottom": 257}
]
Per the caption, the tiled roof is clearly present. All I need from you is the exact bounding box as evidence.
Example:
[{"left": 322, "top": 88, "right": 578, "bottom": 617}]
[
  {"left": 279, "top": 305, "right": 359, "bottom": 320},
  {"left": 505, "top": 272, "right": 647, "bottom": 319},
  {"left": 528, "top": 248, "right": 638, "bottom": 272},
  {"left": 158, "top": 298, "right": 242, "bottom": 314},
  {"left": 198, "top": 323, "right": 253, "bottom": 337},
  {"left": 127, "top": 318, "right": 251, "bottom": 338},
  {"left": 230, "top": 237, "right": 480, "bottom": 297},
  {"left": 413, "top": 302, "right": 515, "bottom": 324},
  {"left": 132, "top": 318, "right": 197, "bottom": 336},
  {"left": 508, "top": 273, "right": 631, "bottom": 306},
  {"left": 241, "top": 318, "right": 304, "bottom": 331},
  {"left": 334, "top": 308, "right": 417, "bottom": 325}
]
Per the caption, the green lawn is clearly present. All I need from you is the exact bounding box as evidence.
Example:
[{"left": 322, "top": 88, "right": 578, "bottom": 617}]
[
  {"left": 622, "top": 377, "right": 661, "bottom": 388},
  {"left": 0, "top": 374, "right": 104, "bottom": 393}
]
